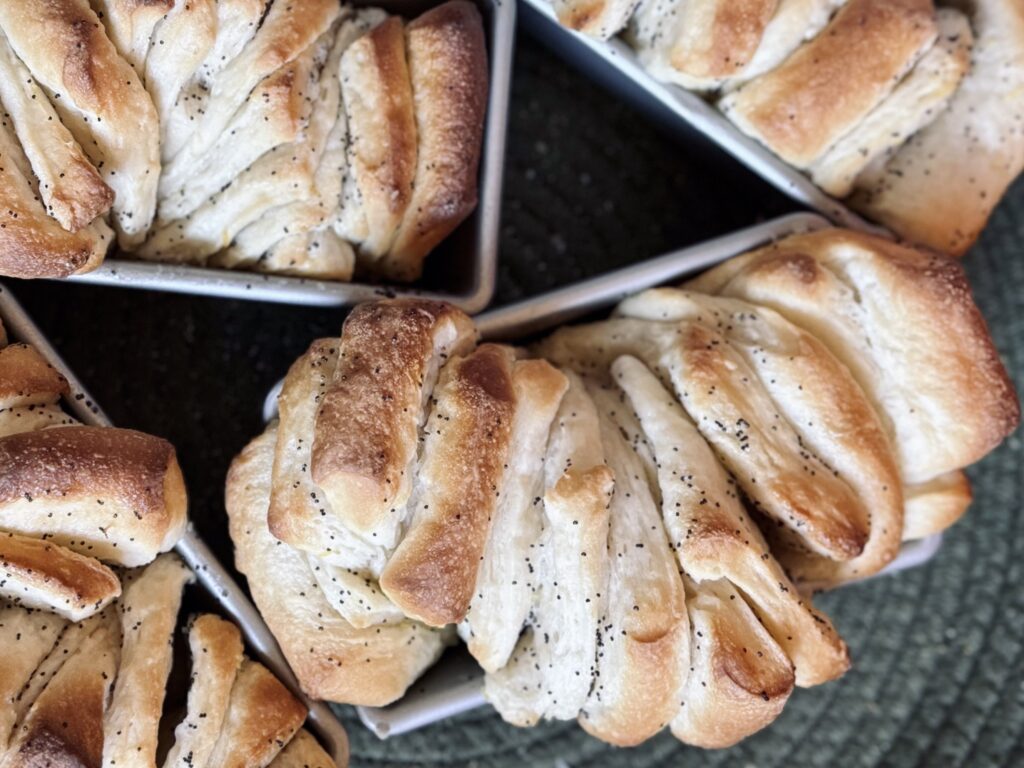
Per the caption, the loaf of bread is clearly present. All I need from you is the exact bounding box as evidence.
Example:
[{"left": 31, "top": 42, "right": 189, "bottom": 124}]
[
  {"left": 0, "top": 0, "right": 488, "bottom": 281},
  {"left": 583, "top": 0, "right": 1024, "bottom": 256},
  {"left": 232, "top": 228, "right": 1017, "bottom": 747}
]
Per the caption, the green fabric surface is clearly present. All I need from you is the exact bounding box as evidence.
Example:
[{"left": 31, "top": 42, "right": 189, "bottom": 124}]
[{"left": 330, "top": 41, "right": 1024, "bottom": 768}]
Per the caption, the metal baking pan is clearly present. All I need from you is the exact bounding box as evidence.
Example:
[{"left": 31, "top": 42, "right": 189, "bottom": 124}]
[
  {"left": 0, "top": 283, "right": 351, "bottom": 765},
  {"left": 54, "top": 0, "right": 515, "bottom": 313},
  {"left": 517, "top": 0, "right": 890, "bottom": 237},
  {"left": 259, "top": 212, "right": 942, "bottom": 738}
]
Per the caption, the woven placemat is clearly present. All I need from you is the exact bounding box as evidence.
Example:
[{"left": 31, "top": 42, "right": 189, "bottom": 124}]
[{"left": 11, "top": 35, "right": 1023, "bottom": 768}]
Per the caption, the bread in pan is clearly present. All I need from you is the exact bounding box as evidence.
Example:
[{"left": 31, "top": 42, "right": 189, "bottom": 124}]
[
  {"left": 0, "top": 607, "right": 66, "bottom": 753},
  {"left": 0, "top": 0, "right": 488, "bottom": 281},
  {"left": 229, "top": 229, "right": 1015, "bottom": 748}
]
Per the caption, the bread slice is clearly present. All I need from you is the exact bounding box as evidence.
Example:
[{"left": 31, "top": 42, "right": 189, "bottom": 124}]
[
  {"left": 204, "top": 659, "right": 307, "bottom": 768},
  {"left": 578, "top": 385, "right": 689, "bottom": 747},
  {"left": 485, "top": 371, "right": 613, "bottom": 726},
  {"left": 380, "top": 344, "right": 517, "bottom": 626},
  {"left": 102, "top": 554, "right": 193, "bottom": 768},
  {"left": 460, "top": 359, "right": 568, "bottom": 672},
  {"left": 268, "top": 729, "right": 338, "bottom": 768},
  {"left": 162, "top": 614, "right": 245, "bottom": 768},
  {"left": 0, "top": 606, "right": 66, "bottom": 753},
  {"left": 0, "top": 532, "right": 121, "bottom": 621},
  {"left": 310, "top": 300, "right": 477, "bottom": 549},
  {"left": 721, "top": 0, "right": 938, "bottom": 168},
  {"left": 0, "top": 426, "right": 187, "bottom": 566},
  {"left": 382, "top": 1, "right": 488, "bottom": 281},
  {"left": 227, "top": 428, "right": 448, "bottom": 707}
]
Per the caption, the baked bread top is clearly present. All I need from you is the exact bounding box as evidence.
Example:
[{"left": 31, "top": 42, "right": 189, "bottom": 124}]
[{"left": 228, "top": 227, "right": 1017, "bottom": 747}]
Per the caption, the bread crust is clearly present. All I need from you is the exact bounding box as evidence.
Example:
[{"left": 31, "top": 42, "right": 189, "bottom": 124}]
[
  {"left": 380, "top": 344, "right": 517, "bottom": 626},
  {"left": 310, "top": 300, "right": 477, "bottom": 548},
  {"left": 0, "top": 0, "right": 161, "bottom": 246},
  {"left": 721, "top": 0, "right": 938, "bottom": 168},
  {"left": 382, "top": 1, "right": 488, "bottom": 280},
  {"left": 227, "top": 428, "right": 449, "bottom": 707},
  {"left": 162, "top": 614, "right": 245, "bottom": 768},
  {"left": 205, "top": 659, "right": 307, "bottom": 768},
  {"left": 102, "top": 554, "right": 193, "bottom": 768},
  {"left": 0, "top": 426, "right": 187, "bottom": 566},
  {"left": 0, "top": 532, "right": 121, "bottom": 621},
  {"left": 0, "top": 343, "right": 68, "bottom": 409},
  {"left": 686, "top": 229, "right": 1021, "bottom": 486},
  {"left": 337, "top": 16, "right": 418, "bottom": 259},
  {"left": 3, "top": 615, "right": 119, "bottom": 768}
]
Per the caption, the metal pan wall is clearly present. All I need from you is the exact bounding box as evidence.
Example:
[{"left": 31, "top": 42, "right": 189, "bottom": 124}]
[
  {"left": 517, "top": 0, "right": 892, "bottom": 238},
  {"left": 0, "top": 283, "right": 352, "bottom": 765},
  {"left": 55, "top": 0, "right": 515, "bottom": 313}
]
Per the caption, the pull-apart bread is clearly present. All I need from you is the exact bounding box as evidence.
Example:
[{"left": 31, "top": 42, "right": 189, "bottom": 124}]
[
  {"left": 0, "top": 0, "right": 488, "bottom": 283},
  {"left": 0, "top": 323, "right": 343, "bottom": 767},
  {"left": 227, "top": 228, "right": 1018, "bottom": 748},
  {"left": 559, "top": 0, "right": 1023, "bottom": 256}
]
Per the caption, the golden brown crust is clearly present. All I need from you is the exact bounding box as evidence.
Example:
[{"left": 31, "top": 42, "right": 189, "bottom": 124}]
[
  {"left": 0, "top": 31, "right": 112, "bottom": 231},
  {"left": 721, "top": 0, "right": 938, "bottom": 167},
  {"left": 228, "top": 428, "right": 448, "bottom": 707},
  {"left": 380, "top": 344, "right": 517, "bottom": 626},
  {"left": 4, "top": 614, "right": 119, "bottom": 768},
  {"left": 338, "top": 15, "right": 418, "bottom": 259},
  {"left": 268, "top": 729, "right": 338, "bottom": 768},
  {"left": 382, "top": 1, "right": 488, "bottom": 281},
  {"left": 670, "top": 0, "right": 780, "bottom": 79},
  {"left": 205, "top": 659, "right": 307, "bottom": 768},
  {"left": 0, "top": 532, "right": 121, "bottom": 621},
  {"left": 0, "top": 116, "right": 109, "bottom": 278},
  {"left": 103, "top": 554, "right": 193, "bottom": 768},
  {"left": 0, "top": 426, "right": 188, "bottom": 566},
  {"left": 0, "top": 343, "right": 69, "bottom": 409},
  {"left": 687, "top": 228, "right": 1021, "bottom": 485},
  {"left": 848, "top": 0, "right": 1024, "bottom": 255},
  {"left": 0, "top": 0, "right": 161, "bottom": 246},
  {"left": 163, "top": 614, "right": 245, "bottom": 768},
  {"left": 310, "top": 299, "right": 476, "bottom": 547}
]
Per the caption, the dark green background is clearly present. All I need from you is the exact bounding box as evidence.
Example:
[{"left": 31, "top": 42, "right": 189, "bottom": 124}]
[{"left": 12, "top": 34, "right": 1024, "bottom": 768}]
